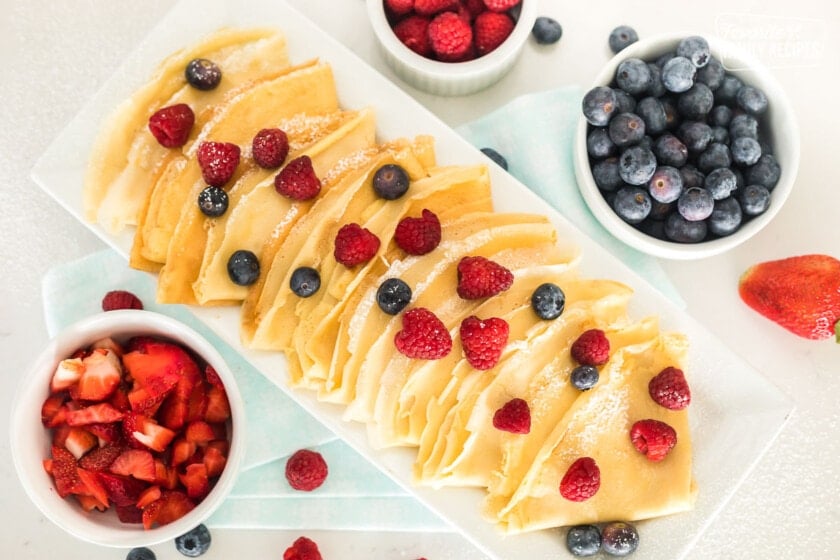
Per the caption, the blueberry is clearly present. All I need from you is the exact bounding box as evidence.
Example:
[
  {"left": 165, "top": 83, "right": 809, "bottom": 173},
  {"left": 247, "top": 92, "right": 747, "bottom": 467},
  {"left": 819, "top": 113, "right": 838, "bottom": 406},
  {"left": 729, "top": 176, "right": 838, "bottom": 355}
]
[
  {"left": 696, "top": 56, "right": 725, "bottom": 89},
  {"left": 708, "top": 196, "right": 743, "bottom": 236},
  {"left": 653, "top": 134, "right": 688, "bottom": 167},
  {"left": 739, "top": 184, "right": 771, "bottom": 216},
  {"left": 582, "top": 86, "right": 618, "bottom": 126},
  {"left": 665, "top": 212, "right": 708, "bottom": 242},
  {"left": 127, "top": 548, "right": 156, "bottom": 560},
  {"left": 566, "top": 524, "right": 601, "bottom": 556},
  {"left": 197, "top": 185, "right": 229, "bottom": 217},
  {"left": 645, "top": 63, "right": 667, "bottom": 97},
  {"left": 711, "top": 125, "right": 729, "bottom": 145},
  {"left": 618, "top": 145, "right": 657, "bottom": 185},
  {"left": 660, "top": 97, "right": 679, "bottom": 130},
  {"left": 697, "top": 142, "right": 732, "bottom": 173},
  {"left": 679, "top": 164, "right": 705, "bottom": 189},
  {"left": 613, "top": 186, "right": 652, "bottom": 224},
  {"left": 648, "top": 199, "right": 674, "bottom": 220},
  {"left": 587, "top": 128, "right": 616, "bottom": 159},
  {"left": 591, "top": 157, "right": 624, "bottom": 191},
  {"left": 608, "top": 113, "right": 646, "bottom": 147},
  {"left": 376, "top": 278, "right": 412, "bottom": 315},
  {"left": 571, "top": 364, "right": 600, "bottom": 389},
  {"left": 372, "top": 164, "right": 410, "bottom": 199},
  {"left": 676, "top": 35, "right": 711, "bottom": 67},
  {"left": 532, "top": 16, "right": 563, "bottom": 44},
  {"left": 290, "top": 266, "right": 321, "bottom": 298},
  {"left": 530, "top": 282, "right": 565, "bottom": 320},
  {"left": 745, "top": 154, "right": 781, "bottom": 189},
  {"left": 677, "top": 83, "right": 714, "bottom": 119},
  {"left": 480, "top": 147, "right": 508, "bottom": 170},
  {"left": 612, "top": 88, "right": 637, "bottom": 114},
  {"left": 635, "top": 97, "right": 667, "bottom": 135},
  {"left": 733, "top": 167, "right": 746, "bottom": 190},
  {"left": 227, "top": 250, "right": 260, "bottom": 286},
  {"left": 731, "top": 136, "right": 762, "bottom": 166},
  {"left": 714, "top": 74, "right": 743, "bottom": 105},
  {"left": 174, "top": 524, "right": 212, "bottom": 557},
  {"left": 677, "top": 121, "right": 712, "bottom": 153},
  {"left": 736, "top": 85, "right": 769, "bottom": 115},
  {"left": 601, "top": 521, "right": 639, "bottom": 556},
  {"left": 678, "top": 187, "right": 714, "bottom": 221},
  {"left": 661, "top": 56, "right": 696, "bottom": 93},
  {"left": 647, "top": 166, "right": 683, "bottom": 203},
  {"left": 729, "top": 113, "right": 759, "bottom": 140},
  {"left": 704, "top": 167, "right": 738, "bottom": 200},
  {"left": 608, "top": 25, "right": 638, "bottom": 53},
  {"left": 615, "top": 58, "right": 652, "bottom": 96},
  {"left": 708, "top": 104, "right": 733, "bottom": 127},
  {"left": 185, "top": 59, "right": 222, "bottom": 91},
  {"left": 655, "top": 51, "right": 676, "bottom": 68}
]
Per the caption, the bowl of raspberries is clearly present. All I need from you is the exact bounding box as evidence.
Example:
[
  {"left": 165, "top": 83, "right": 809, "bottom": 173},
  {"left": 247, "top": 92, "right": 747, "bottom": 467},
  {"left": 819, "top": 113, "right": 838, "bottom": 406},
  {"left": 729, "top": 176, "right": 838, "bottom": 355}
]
[
  {"left": 574, "top": 32, "right": 800, "bottom": 259},
  {"left": 367, "top": 0, "right": 537, "bottom": 95},
  {"left": 9, "top": 307, "right": 245, "bottom": 547}
]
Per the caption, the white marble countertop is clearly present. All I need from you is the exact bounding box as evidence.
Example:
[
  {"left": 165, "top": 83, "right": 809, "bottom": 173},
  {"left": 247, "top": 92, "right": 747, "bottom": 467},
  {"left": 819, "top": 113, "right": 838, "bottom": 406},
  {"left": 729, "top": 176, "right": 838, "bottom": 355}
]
[{"left": 1, "top": 1, "right": 838, "bottom": 558}]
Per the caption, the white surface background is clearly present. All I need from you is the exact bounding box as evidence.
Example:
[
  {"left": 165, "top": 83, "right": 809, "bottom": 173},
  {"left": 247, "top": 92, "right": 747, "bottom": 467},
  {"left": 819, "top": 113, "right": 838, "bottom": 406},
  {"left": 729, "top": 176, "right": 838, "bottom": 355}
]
[{"left": 1, "top": 1, "right": 838, "bottom": 559}]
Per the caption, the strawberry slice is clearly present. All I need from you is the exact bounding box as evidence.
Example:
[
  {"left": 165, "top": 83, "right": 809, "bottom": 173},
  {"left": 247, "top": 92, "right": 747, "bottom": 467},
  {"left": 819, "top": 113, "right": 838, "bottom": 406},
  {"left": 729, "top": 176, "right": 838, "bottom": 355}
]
[
  {"left": 96, "top": 471, "right": 148, "bottom": 507},
  {"left": 158, "top": 358, "right": 204, "bottom": 430},
  {"left": 86, "top": 422, "right": 123, "bottom": 444},
  {"left": 108, "top": 381, "right": 132, "bottom": 412},
  {"left": 77, "top": 348, "right": 122, "bottom": 401},
  {"left": 91, "top": 336, "right": 125, "bottom": 357},
  {"left": 75, "top": 493, "right": 108, "bottom": 512},
  {"left": 122, "top": 412, "right": 176, "bottom": 452},
  {"left": 115, "top": 504, "right": 144, "bottom": 524},
  {"left": 78, "top": 445, "right": 123, "bottom": 472},
  {"left": 65, "top": 403, "right": 124, "bottom": 426},
  {"left": 171, "top": 438, "right": 197, "bottom": 467},
  {"left": 185, "top": 420, "right": 216, "bottom": 445},
  {"left": 202, "top": 444, "right": 227, "bottom": 478},
  {"left": 41, "top": 393, "right": 70, "bottom": 427},
  {"left": 204, "top": 386, "right": 231, "bottom": 423},
  {"left": 109, "top": 449, "right": 156, "bottom": 482},
  {"left": 123, "top": 340, "right": 199, "bottom": 387},
  {"left": 154, "top": 458, "right": 180, "bottom": 490},
  {"left": 204, "top": 365, "right": 225, "bottom": 392},
  {"left": 136, "top": 485, "right": 162, "bottom": 509},
  {"left": 77, "top": 467, "right": 110, "bottom": 507},
  {"left": 142, "top": 490, "right": 195, "bottom": 529},
  {"left": 50, "top": 357, "right": 85, "bottom": 392},
  {"left": 64, "top": 427, "right": 98, "bottom": 459},
  {"left": 47, "top": 445, "right": 87, "bottom": 497},
  {"left": 179, "top": 463, "right": 210, "bottom": 499}
]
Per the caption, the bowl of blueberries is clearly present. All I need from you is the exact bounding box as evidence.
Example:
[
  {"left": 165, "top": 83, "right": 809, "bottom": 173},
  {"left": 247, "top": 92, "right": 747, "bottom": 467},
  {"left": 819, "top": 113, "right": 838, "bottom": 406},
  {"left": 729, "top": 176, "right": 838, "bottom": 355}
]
[{"left": 574, "top": 31, "right": 800, "bottom": 259}]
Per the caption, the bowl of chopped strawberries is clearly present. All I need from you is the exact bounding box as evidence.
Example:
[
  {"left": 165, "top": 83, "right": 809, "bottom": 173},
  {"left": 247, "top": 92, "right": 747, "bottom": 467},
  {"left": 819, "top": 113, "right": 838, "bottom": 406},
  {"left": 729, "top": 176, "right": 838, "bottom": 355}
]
[
  {"left": 9, "top": 309, "right": 245, "bottom": 547},
  {"left": 367, "top": 0, "right": 537, "bottom": 95}
]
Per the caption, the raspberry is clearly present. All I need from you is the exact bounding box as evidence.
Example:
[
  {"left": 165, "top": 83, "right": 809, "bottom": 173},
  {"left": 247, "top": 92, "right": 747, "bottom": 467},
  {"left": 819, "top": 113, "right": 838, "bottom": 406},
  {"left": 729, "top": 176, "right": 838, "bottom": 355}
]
[
  {"left": 394, "top": 209, "right": 441, "bottom": 255},
  {"left": 275, "top": 155, "right": 321, "bottom": 200},
  {"left": 251, "top": 128, "right": 289, "bottom": 169},
  {"left": 630, "top": 419, "right": 678, "bottom": 462},
  {"left": 101, "top": 290, "right": 144, "bottom": 312},
  {"left": 492, "top": 397, "right": 530, "bottom": 434},
  {"left": 196, "top": 141, "right": 241, "bottom": 187},
  {"left": 414, "top": 0, "right": 458, "bottom": 16},
  {"left": 385, "top": 0, "right": 415, "bottom": 16},
  {"left": 460, "top": 315, "right": 509, "bottom": 370},
  {"left": 473, "top": 11, "right": 514, "bottom": 56},
  {"left": 482, "top": 0, "right": 521, "bottom": 12},
  {"left": 147, "top": 103, "right": 194, "bottom": 148},
  {"left": 648, "top": 366, "right": 691, "bottom": 410},
  {"left": 428, "top": 12, "right": 473, "bottom": 62},
  {"left": 456, "top": 256, "right": 513, "bottom": 300},
  {"left": 394, "top": 307, "right": 452, "bottom": 359},
  {"left": 559, "top": 456, "right": 600, "bottom": 502},
  {"left": 334, "top": 223, "right": 381, "bottom": 267},
  {"left": 283, "top": 536, "right": 323, "bottom": 560},
  {"left": 393, "top": 15, "right": 432, "bottom": 57},
  {"left": 570, "top": 329, "right": 610, "bottom": 366},
  {"left": 285, "top": 449, "right": 328, "bottom": 491},
  {"left": 462, "top": 0, "right": 487, "bottom": 20}
]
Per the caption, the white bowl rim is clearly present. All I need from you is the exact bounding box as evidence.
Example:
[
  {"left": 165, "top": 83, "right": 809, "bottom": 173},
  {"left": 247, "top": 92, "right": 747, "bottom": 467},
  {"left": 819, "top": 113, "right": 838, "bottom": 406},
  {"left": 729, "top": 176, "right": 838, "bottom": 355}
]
[
  {"left": 9, "top": 309, "right": 245, "bottom": 548},
  {"left": 574, "top": 31, "right": 801, "bottom": 260}
]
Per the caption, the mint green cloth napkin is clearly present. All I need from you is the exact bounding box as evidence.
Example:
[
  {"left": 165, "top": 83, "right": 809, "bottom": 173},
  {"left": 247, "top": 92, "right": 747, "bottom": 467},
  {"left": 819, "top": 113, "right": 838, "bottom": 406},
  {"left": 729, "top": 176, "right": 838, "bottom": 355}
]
[{"left": 457, "top": 86, "right": 684, "bottom": 307}]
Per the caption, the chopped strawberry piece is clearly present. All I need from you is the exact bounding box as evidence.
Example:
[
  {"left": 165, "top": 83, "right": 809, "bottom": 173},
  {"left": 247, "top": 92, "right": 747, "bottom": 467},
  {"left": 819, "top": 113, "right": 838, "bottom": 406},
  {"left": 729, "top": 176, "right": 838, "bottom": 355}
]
[
  {"left": 77, "top": 348, "right": 122, "bottom": 401},
  {"left": 75, "top": 493, "right": 108, "bottom": 512},
  {"left": 65, "top": 403, "right": 124, "bottom": 426},
  {"left": 79, "top": 445, "right": 123, "bottom": 472},
  {"left": 50, "top": 357, "right": 85, "bottom": 392},
  {"left": 171, "top": 438, "right": 198, "bottom": 466},
  {"left": 90, "top": 336, "right": 125, "bottom": 357},
  {"left": 123, "top": 413, "right": 176, "bottom": 452},
  {"left": 123, "top": 341, "right": 198, "bottom": 413},
  {"left": 136, "top": 484, "right": 162, "bottom": 509},
  {"left": 204, "top": 386, "right": 231, "bottom": 423},
  {"left": 86, "top": 422, "right": 123, "bottom": 444},
  {"left": 179, "top": 463, "right": 210, "bottom": 500},
  {"left": 108, "top": 381, "right": 132, "bottom": 412},
  {"left": 64, "top": 427, "right": 98, "bottom": 459},
  {"left": 96, "top": 472, "right": 148, "bottom": 507},
  {"left": 48, "top": 445, "right": 87, "bottom": 498},
  {"left": 203, "top": 365, "right": 225, "bottom": 392},
  {"left": 202, "top": 445, "right": 227, "bottom": 478},
  {"left": 115, "top": 504, "right": 144, "bottom": 524},
  {"left": 142, "top": 490, "right": 195, "bottom": 529},
  {"left": 41, "top": 392, "right": 70, "bottom": 427},
  {"left": 185, "top": 420, "right": 216, "bottom": 445},
  {"left": 110, "top": 449, "right": 157, "bottom": 482},
  {"left": 158, "top": 359, "right": 203, "bottom": 430},
  {"left": 77, "top": 467, "right": 110, "bottom": 507}
]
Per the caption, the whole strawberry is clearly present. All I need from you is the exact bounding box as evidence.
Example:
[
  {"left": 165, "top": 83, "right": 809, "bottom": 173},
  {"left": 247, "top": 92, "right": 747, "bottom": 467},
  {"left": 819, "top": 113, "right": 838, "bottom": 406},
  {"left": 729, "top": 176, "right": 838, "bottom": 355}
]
[{"left": 738, "top": 254, "right": 840, "bottom": 341}]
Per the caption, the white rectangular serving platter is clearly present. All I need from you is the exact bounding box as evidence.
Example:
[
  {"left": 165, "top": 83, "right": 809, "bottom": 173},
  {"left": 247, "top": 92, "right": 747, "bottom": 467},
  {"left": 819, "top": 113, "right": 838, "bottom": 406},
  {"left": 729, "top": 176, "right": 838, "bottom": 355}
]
[{"left": 31, "top": 0, "right": 793, "bottom": 558}]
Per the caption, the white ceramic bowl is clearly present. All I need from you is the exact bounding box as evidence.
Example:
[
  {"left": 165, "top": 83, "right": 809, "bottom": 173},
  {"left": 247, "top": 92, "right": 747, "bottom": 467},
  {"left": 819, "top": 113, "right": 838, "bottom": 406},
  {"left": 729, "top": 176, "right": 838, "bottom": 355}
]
[
  {"left": 366, "top": 0, "right": 537, "bottom": 96},
  {"left": 574, "top": 33, "right": 800, "bottom": 260},
  {"left": 10, "top": 310, "right": 245, "bottom": 548}
]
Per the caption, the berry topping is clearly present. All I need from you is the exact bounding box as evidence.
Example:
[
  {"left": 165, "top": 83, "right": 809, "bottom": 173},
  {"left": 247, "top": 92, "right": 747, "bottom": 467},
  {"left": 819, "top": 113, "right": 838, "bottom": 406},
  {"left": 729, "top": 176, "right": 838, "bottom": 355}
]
[
  {"left": 570, "top": 365, "right": 599, "bottom": 391},
  {"left": 393, "top": 15, "right": 432, "bottom": 57},
  {"left": 582, "top": 86, "right": 618, "bottom": 127},
  {"left": 428, "top": 12, "right": 473, "bottom": 62},
  {"left": 456, "top": 256, "right": 513, "bottom": 300},
  {"left": 609, "top": 25, "right": 639, "bottom": 53},
  {"left": 566, "top": 524, "right": 602, "bottom": 557},
  {"left": 385, "top": 0, "right": 415, "bottom": 16},
  {"left": 376, "top": 277, "right": 412, "bottom": 315},
  {"left": 480, "top": 147, "right": 508, "bottom": 169},
  {"left": 394, "top": 307, "right": 452, "bottom": 360},
  {"left": 197, "top": 186, "right": 229, "bottom": 218},
  {"left": 482, "top": 0, "right": 520, "bottom": 11},
  {"left": 460, "top": 315, "right": 509, "bottom": 370},
  {"left": 473, "top": 11, "right": 514, "bottom": 56},
  {"left": 102, "top": 290, "right": 144, "bottom": 311},
  {"left": 226, "top": 249, "right": 260, "bottom": 286},
  {"left": 285, "top": 449, "right": 328, "bottom": 491},
  {"left": 275, "top": 155, "right": 321, "bottom": 200},
  {"left": 174, "top": 523, "right": 212, "bottom": 557},
  {"left": 676, "top": 35, "right": 711, "bottom": 68},
  {"left": 601, "top": 521, "right": 640, "bottom": 556},
  {"left": 414, "top": 0, "right": 458, "bottom": 16},
  {"left": 334, "top": 223, "right": 381, "bottom": 267},
  {"left": 283, "top": 536, "right": 323, "bottom": 560},
  {"left": 570, "top": 329, "right": 610, "bottom": 366},
  {"left": 290, "top": 266, "right": 321, "bottom": 298},
  {"left": 559, "top": 457, "right": 601, "bottom": 502},
  {"left": 630, "top": 419, "right": 678, "bottom": 462},
  {"left": 395, "top": 209, "right": 441, "bottom": 255},
  {"left": 492, "top": 397, "right": 530, "bottom": 434},
  {"left": 532, "top": 17, "right": 563, "bottom": 45},
  {"left": 372, "top": 163, "right": 410, "bottom": 200},
  {"left": 252, "top": 128, "right": 289, "bottom": 169},
  {"left": 185, "top": 58, "right": 222, "bottom": 91},
  {"left": 127, "top": 547, "right": 156, "bottom": 560},
  {"left": 531, "top": 282, "right": 566, "bottom": 320},
  {"left": 648, "top": 366, "right": 691, "bottom": 410},
  {"left": 196, "top": 141, "right": 240, "bottom": 188},
  {"left": 148, "top": 104, "right": 194, "bottom": 148}
]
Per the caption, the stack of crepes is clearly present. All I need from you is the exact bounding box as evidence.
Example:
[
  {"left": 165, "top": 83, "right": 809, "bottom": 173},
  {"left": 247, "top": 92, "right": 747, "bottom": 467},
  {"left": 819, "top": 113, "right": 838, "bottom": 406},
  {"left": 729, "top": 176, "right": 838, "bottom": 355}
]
[{"left": 82, "top": 27, "right": 697, "bottom": 534}]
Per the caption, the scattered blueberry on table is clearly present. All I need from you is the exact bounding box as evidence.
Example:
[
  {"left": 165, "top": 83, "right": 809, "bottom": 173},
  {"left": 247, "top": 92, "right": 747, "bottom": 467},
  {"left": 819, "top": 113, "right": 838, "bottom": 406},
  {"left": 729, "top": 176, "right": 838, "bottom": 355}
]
[
  {"left": 174, "top": 524, "right": 212, "bottom": 557},
  {"left": 532, "top": 16, "right": 563, "bottom": 45}
]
